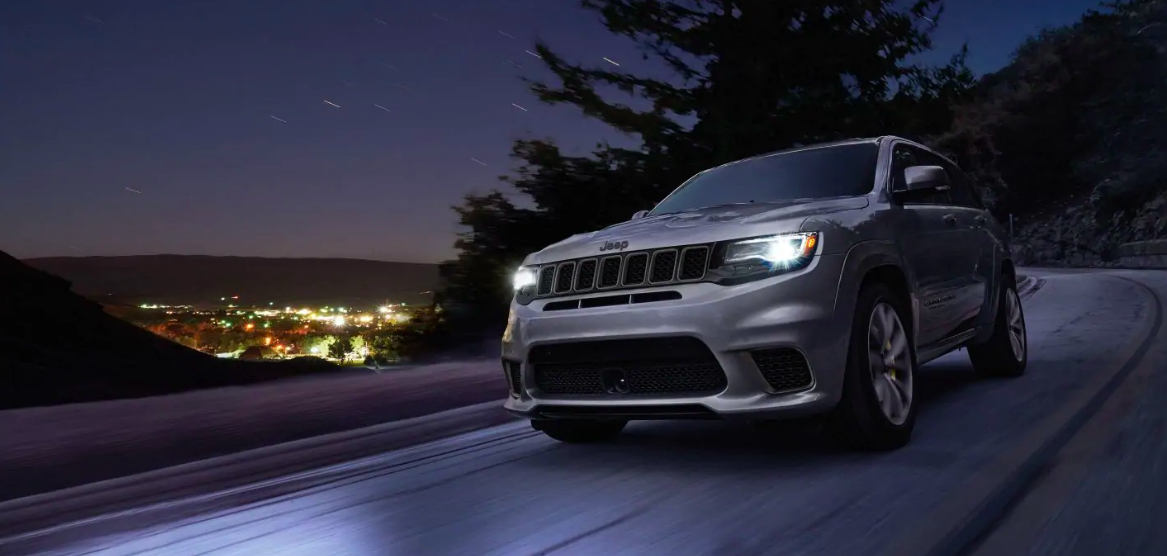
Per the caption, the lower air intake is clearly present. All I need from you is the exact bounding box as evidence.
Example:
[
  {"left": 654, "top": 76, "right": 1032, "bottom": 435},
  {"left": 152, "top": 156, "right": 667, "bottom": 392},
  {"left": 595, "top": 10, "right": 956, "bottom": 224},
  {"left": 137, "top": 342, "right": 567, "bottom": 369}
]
[
  {"left": 504, "top": 360, "right": 522, "bottom": 396},
  {"left": 530, "top": 337, "right": 728, "bottom": 397},
  {"left": 751, "top": 348, "right": 813, "bottom": 392}
]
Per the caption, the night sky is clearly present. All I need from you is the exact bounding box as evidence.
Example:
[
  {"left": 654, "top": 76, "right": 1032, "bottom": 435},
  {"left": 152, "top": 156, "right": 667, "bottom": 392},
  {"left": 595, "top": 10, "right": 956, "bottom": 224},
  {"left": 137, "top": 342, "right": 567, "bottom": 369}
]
[{"left": 2, "top": 0, "right": 1099, "bottom": 264}]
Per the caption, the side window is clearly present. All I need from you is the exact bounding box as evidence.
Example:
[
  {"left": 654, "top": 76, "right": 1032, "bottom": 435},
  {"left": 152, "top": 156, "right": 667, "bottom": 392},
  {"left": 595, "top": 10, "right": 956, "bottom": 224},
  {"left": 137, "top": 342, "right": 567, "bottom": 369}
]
[
  {"left": 889, "top": 144, "right": 951, "bottom": 205},
  {"left": 940, "top": 161, "right": 984, "bottom": 209}
]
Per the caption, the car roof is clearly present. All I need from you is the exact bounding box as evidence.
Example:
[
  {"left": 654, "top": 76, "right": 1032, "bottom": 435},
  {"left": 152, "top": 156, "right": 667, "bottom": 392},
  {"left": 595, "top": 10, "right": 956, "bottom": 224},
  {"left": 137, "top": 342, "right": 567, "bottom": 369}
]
[{"left": 721, "top": 135, "right": 955, "bottom": 168}]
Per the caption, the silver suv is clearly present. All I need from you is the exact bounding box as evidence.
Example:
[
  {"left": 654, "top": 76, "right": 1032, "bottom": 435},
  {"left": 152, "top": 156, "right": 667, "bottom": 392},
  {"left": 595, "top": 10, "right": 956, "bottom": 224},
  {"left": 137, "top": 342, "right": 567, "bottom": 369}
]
[{"left": 501, "top": 136, "right": 1028, "bottom": 450}]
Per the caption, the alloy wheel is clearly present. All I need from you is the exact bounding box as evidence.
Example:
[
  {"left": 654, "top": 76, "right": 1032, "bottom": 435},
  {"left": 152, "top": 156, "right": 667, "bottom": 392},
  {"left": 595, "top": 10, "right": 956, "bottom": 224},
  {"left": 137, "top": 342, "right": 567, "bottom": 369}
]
[
  {"left": 868, "top": 302, "right": 914, "bottom": 425},
  {"left": 1006, "top": 287, "right": 1027, "bottom": 362}
]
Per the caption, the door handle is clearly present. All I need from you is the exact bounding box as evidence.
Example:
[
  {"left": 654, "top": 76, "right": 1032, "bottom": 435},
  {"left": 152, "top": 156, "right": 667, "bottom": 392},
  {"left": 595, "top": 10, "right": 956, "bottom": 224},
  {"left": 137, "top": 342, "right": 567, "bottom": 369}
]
[
  {"left": 974, "top": 215, "right": 987, "bottom": 227},
  {"left": 943, "top": 214, "right": 957, "bottom": 226}
]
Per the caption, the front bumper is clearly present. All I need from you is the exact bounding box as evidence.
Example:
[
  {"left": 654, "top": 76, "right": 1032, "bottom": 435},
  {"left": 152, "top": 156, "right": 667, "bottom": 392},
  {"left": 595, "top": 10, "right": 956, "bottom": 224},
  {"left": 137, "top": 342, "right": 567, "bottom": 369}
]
[{"left": 501, "top": 254, "right": 852, "bottom": 420}]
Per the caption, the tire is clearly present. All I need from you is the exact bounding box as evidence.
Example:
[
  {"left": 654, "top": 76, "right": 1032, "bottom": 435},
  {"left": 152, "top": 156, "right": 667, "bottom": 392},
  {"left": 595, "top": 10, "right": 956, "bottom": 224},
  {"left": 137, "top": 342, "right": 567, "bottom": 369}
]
[
  {"left": 969, "top": 275, "right": 1028, "bottom": 377},
  {"left": 532, "top": 419, "right": 627, "bottom": 443},
  {"left": 829, "top": 282, "right": 918, "bottom": 451}
]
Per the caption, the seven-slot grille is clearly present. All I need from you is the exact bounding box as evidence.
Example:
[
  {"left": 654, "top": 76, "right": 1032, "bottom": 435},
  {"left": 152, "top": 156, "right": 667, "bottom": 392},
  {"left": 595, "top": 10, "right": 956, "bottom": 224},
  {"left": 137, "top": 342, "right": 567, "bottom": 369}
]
[{"left": 533, "top": 245, "right": 709, "bottom": 298}]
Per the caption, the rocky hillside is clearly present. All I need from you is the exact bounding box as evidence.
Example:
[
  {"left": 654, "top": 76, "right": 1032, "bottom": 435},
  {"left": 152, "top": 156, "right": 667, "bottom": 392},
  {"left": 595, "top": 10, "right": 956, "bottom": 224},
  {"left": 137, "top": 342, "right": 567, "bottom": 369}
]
[
  {"left": 0, "top": 251, "right": 334, "bottom": 410},
  {"left": 1011, "top": 189, "right": 1167, "bottom": 267},
  {"left": 934, "top": 0, "right": 1167, "bottom": 266}
]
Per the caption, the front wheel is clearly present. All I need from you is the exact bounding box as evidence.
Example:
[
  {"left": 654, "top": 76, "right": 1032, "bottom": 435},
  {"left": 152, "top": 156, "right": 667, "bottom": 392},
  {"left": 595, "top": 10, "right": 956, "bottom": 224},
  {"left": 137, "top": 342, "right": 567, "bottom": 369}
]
[
  {"left": 532, "top": 419, "right": 627, "bottom": 443},
  {"left": 830, "top": 282, "right": 918, "bottom": 451},
  {"left": 969, "top": 277, "right": 1027, "bottom": 377}
]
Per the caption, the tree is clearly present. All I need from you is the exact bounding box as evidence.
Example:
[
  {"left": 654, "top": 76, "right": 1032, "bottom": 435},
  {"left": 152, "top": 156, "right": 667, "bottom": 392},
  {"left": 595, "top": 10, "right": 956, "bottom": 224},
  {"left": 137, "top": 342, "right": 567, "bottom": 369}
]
[
  {"left": 443, "top": 0, "right": 975, "bottom": 317},
  {"left": 298, "top": 334, "right": 333, "bottom": 357},
  {"left": 328, "top": 334, "right": 354, "bottom": 363},
  {"left": 932, "top": 0, "right": 1167, "bottom": 217},
  {"left": 364, "top": 330, "right": 399, "bottom": 362}
]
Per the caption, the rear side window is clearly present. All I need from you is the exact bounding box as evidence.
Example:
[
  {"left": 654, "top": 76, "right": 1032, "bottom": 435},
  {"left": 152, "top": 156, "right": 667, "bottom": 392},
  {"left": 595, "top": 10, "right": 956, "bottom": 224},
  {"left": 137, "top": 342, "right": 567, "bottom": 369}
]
[{"left": 941, "top": 162, "right": 985, "bottom": 209}]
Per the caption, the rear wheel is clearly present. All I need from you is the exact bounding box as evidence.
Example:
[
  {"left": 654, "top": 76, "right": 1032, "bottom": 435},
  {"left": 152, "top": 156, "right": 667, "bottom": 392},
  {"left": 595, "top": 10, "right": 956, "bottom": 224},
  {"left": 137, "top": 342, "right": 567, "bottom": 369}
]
[
  {"left": 830, "top": 282, "right": 917, "bottom": 450},
  {"left": 969, "top": 276, "right": 1027, "bottom": 377},
  {"left": 533, "top": 419, "right": 627, "bottom": 443}
]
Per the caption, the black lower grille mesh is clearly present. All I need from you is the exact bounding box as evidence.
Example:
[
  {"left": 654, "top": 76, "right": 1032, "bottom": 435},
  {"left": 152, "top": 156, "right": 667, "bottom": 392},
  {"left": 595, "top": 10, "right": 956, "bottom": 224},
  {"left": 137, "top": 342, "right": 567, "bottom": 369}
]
[
  {"left": 530, "top": 337, "right": 727, "bottom": 396},
  {"left": 751, "top": 348, "right": 813, "bottom": 391}
]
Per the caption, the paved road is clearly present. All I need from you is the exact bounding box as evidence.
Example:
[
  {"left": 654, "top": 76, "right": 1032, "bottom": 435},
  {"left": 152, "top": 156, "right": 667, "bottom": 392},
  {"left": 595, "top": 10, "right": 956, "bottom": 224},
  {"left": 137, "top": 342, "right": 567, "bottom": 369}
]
[{"left": 3, "top": 269, "right": 1165, "bottom": 556}]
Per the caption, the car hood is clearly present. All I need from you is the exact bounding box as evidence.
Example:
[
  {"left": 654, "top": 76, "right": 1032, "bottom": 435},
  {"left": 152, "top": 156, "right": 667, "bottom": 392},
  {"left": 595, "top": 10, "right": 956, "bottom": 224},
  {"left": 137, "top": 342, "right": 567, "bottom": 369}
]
[{"left": 525, "top": 196, "right": 869, "bottom": 265}]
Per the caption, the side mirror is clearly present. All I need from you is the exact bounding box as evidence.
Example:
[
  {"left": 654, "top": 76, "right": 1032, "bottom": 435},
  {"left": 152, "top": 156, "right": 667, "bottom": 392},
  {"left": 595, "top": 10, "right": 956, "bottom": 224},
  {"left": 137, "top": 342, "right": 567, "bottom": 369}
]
[
  {"left": 631, "top": 210, "right": 650, "bottom": 220},
  {"left": 901, "top": 165, "right": 950, "bottom": 192}
]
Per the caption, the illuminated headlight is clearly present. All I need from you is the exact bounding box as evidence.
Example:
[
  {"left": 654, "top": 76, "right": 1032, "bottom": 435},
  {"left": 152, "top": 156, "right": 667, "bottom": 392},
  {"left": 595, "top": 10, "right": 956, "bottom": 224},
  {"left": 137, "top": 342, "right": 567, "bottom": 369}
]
[
  {"left": 513, "top": 267, "right": 538, "bottom": 291},
  {"left": 711, "top": 232, "right": 819, "bottom": 283},
  {"left": 724, "top": 232, "right": 818, "bottom": 265}
]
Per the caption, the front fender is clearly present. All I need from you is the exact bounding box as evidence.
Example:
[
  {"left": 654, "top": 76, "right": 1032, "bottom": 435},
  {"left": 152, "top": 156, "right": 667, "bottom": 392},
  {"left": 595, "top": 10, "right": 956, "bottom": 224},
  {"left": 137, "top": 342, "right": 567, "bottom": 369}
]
[{"left": 834, "top": 240, "right": 919, "bottom": 346}]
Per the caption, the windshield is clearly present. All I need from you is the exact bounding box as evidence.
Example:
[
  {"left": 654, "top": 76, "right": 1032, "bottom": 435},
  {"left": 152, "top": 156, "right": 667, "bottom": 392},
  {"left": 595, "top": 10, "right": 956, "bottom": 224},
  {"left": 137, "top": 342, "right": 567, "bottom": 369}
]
[{"left": 648, "top": 142, "right": 880, "bottom": 215}]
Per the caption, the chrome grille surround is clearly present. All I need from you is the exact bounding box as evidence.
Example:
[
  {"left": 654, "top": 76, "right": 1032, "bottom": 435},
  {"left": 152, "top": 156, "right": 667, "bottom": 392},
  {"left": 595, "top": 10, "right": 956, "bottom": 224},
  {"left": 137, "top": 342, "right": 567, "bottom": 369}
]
[
  {"left": 622, "top": 252, "right": 649, "bottom": 287},
  {"left": 597, "top": 256, "right": 623, "bottom": 289},
  {"left": 553, "top": 262, "right": 576, "bottom": 294},
  {"left": 531, "top": 244, "right": 711, "bottom": 299},
  {"left": 574, "top": 259, "right": 598, "bottom": 291},
  {"left": 536, "top": 266, "right": 556, "bottom": 296},
  {"left": 678, "top": 246, "right": 710, "bottom": 281},
  {"left": 648, "top": 249, "right": 678, "bottom": 284}
]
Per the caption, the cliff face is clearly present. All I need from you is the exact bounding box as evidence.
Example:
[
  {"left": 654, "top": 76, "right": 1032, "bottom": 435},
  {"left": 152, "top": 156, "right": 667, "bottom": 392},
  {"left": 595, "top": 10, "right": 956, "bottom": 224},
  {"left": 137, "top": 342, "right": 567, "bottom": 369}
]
[
  {"left": 1011, "top": 190, "right": 1167, "bottom": 267},
  {"left": 0, "top": 251, "right": 331, "bottom": 410}
]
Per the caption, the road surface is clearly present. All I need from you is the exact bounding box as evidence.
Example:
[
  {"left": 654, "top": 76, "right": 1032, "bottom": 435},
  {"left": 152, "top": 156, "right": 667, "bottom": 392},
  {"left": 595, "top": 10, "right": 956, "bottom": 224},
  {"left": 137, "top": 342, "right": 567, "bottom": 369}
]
[{"left": 1, "top": 268, "right": 1164, "bottom": 556}]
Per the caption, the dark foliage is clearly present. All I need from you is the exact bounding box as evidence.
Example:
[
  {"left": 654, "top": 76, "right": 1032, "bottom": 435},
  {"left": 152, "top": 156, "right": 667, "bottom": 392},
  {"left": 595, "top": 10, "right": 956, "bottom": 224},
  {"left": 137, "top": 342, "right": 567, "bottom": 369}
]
[
  {"left": 929, "top": 0, "right": 1167, "bottom": 265},
  {"left": 932, "top": 0, "right": 1167, "bottom": 214}
]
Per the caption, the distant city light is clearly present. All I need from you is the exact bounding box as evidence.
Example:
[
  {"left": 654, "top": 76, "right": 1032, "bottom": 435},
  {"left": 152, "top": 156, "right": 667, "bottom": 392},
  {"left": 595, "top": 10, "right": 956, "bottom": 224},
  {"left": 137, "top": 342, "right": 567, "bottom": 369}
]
[
  {"left": 379, "top": 306, "right": 391, "bottom": 313},
  {"left": 310, "top": 347, "right": 321, "bottom": 355},
  {"left": 359, "top": 315, "right": 374, "bottom": 323},
  {"left": 333, "top": 315, "right": 346, "bottom": 327}
]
